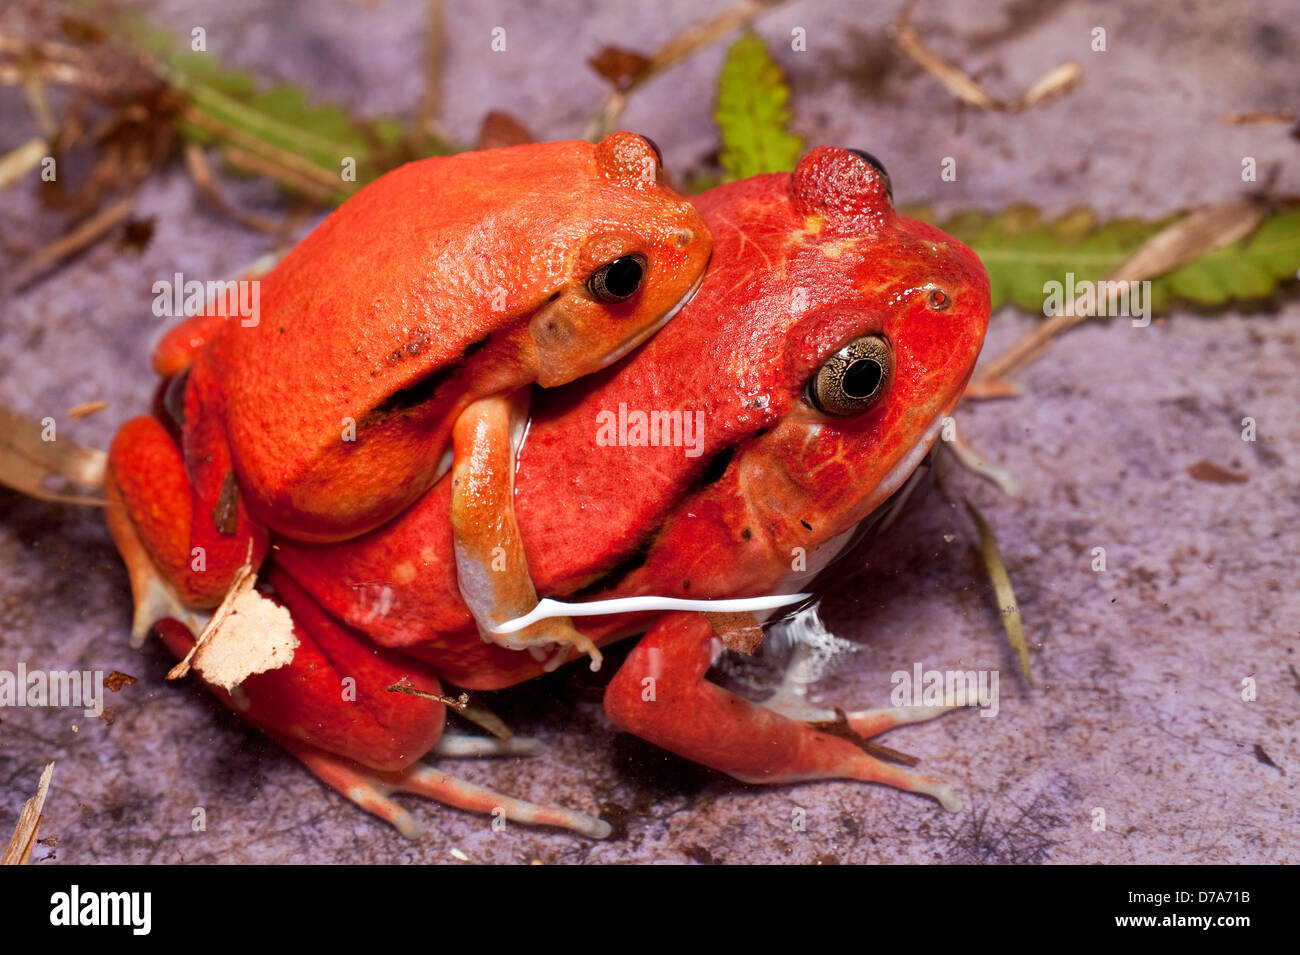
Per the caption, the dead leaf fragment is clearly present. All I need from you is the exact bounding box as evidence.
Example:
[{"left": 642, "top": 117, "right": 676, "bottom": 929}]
[
  {"left": 190, "top": 587, "right": 298, "bottom": 691},
  {"left": 0, "top": 404, "right": 106, "bottom": 505},
  {"left": 475, "top": 111, "right": 535, "bottom": 150},
  {"left": 2, "top": 762, "right": 54, "bottom": 865},
  {"left": 168, "top": 547, "right": 297, "bottom": 690},
  {"left": 104, "top": 670, "right": 137, "bottom": 691},
  {"left": 1188, "top": 460, "right": 1249, "bottom": 484},
  {"left": 1253, "top": 744, "right": 1284, "bottom": 774},
  {"left": 705, "top": 611, "right": 764, "bottom": 655},
  {"left": 588, "top": 46, "right": 652, "bottom": 89}
]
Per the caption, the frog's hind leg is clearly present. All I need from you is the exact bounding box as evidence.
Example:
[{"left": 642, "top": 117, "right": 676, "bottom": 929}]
[
  {"left": 272, "top": 735, "right": 611, "bottom": 840},
  {"left": 605, "top": 612, "right": 963, "bottom": 812},
  {"left": 450, "top": 390, "right": 602, "bottom": 670}
]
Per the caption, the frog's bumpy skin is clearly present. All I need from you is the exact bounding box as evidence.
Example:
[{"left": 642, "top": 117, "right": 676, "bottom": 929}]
[{"left": 792, "top": 146, "right": 894, "bottom": 233}]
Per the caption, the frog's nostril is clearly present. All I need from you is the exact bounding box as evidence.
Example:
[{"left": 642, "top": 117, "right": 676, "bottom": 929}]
[
  {"left": 675, "top": 229, "right": 693, "bottom": 248},
  {"left": 926, "top": 288, "right": 951, "bottom": 311}
]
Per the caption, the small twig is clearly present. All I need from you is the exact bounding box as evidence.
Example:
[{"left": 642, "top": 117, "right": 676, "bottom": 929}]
[
  {"left": 386, "top": 679, "right": 469, "bottom": 711},
  {"left": 1221, "top": 109, "right": 1296, "bottom": 125},
  {"left": 183, "top": 141, "right": 282, "bottom": 233},
  {"left": 945, "top": 428, "right": 1020, "bottom": 497},
  {"left": 67, "top": 399, "right": 108, "bottom": 420},
  {"left": 5, "top": 194, "right": 135, "bottom": 292},
  {"left": 965, "top": 500, "right": 1031, "bottom": 685},
  {"left": 2, "top": 762, "right": 54, "bottom": 865},
  {"left": 412, "top": 0, "right": 446, "bottom": 145},
  {"left": 180, "top": 104, "right": 346, "bottom": 197},
  {"left": 0, "top": 136, "right": 49, "bottom": 191},
  {"left": 894, "top": 0, "right": 1079, "bottom": 113}
]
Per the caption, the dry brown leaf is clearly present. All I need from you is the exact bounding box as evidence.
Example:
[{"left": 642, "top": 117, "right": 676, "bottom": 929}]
[
  {"left": 0, "top": 404, "right": 106, "bottom": 505},
  {"left": 585, "top": 0, "right": 786, "bottom": 139},
  {"left": 588, "top": 46, "right": 653, "bottom": 90},
  {"left": 104, "top": 670, "right": 138, "bottom": 691},
  {"left": 475, "top": 111, "right": 535, "bottom": 150},
  {"left": 1188, "top": 459, "right": 1249, "bottom": 484},
  {"left": 2, "top": 762, "right": 54, "bottom": 866}
]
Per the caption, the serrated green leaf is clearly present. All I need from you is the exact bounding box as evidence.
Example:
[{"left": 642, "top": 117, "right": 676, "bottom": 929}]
[
  {"left": 932, "top": 205, "right": 1300, "bottom": 313},
  {"left": 716, "top": 33, "right": 803, "bottom": 182}
]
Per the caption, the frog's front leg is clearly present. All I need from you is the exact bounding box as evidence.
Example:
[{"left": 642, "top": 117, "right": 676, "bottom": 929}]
[
  {"left": 105, "top": 411, "right": 268, "bottom": 640},
  {"left": 450, "top": 390, "right": 602, "bottom": 669},
  {"left": 604, "top": 612, "right": 961, "bottom": 811}
]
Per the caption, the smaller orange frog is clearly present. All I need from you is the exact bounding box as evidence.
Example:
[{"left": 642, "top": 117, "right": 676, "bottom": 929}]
[{"left": 106, "top": 132, "right": 711, "bottom": 664}]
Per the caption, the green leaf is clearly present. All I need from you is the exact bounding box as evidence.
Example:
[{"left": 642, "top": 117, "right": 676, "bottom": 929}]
[
  {"left": 716, "top": 32, "right": 803, "bottom": 182},
  {"left": 907, "top": 204, "right": 1300, "bottom": 314},
  {"left": 109, "top": 13, "right": 450, "bottom": 203}
]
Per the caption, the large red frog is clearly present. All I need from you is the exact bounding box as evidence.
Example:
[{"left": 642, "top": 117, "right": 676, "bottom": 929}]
[
  {"left": 106, "top": 132, "right": 710, "bottom": 664},
  {"left": 115, "top": 147, "right": 990, "bottom": 838}
]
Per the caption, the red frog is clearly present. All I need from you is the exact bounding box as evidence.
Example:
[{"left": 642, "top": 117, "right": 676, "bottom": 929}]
[
  {"left": 120, "top": 147, "right": 990, "bottom": 838},
  {"left": 105, "top": 132, "right": 710, "bottom": 664}
]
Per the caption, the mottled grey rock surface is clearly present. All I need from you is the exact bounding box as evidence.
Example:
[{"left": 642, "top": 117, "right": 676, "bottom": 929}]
[{"left": 1, "top": 0, "right": 1296, "bottom": 864}]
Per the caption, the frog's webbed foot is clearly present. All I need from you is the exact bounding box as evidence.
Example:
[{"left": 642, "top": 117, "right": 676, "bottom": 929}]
[
  {"left": 449, "top": 390, "right": 603, "bottom": 671},
  {"left": 272, "top": 732, "right": 611, "bottom": 840},
  {"left": 605, "top": 611, "right": 963, "bottom": 813}
]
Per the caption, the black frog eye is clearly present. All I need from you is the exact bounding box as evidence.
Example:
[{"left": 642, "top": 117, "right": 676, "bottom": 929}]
[
  {"left": 847, "top": 149, "right": 893, "bottom": 202},
  {"left": 806, "top": 335, "right": 893, "bottom": 416},
  {"left": 641, "top": 136, "right": 664, "bottom": 169},
  {"left": 588, "top": 254, "right": 647, "bottom": 303}
]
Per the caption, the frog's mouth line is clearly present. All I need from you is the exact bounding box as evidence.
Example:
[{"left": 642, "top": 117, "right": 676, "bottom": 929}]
[{"left": 592, "top": 259, "right": 709, "bottom": 371}]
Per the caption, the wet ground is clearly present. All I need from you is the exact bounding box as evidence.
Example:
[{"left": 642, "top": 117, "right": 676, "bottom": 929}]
[{"left": 1, "top": 0, "right": 1296, "bottom": 863}]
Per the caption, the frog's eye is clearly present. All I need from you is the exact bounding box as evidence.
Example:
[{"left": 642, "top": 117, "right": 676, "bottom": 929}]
[
  {"left": 847, "top": 149, "right": 893, "bottom": 203},
  {"left": 641, "top": 136, "right": 664, "bottom": 169},
  {"left": 807, "top": 335, "right": 893, "bottom": 416},
  {"left": 588, "top": 254, "right": 647, "bottom": 303}
]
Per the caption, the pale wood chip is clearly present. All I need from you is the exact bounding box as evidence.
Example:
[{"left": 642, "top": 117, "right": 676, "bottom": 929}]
[
  {"left": 168, "top": 546, "right": 298, "bottom": 690},
  {"left": 67, "top": 399, "right": 108, "bottom": 420},
  {"left": 2, "top": 762, "right": 54, "bottom": 866}
]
